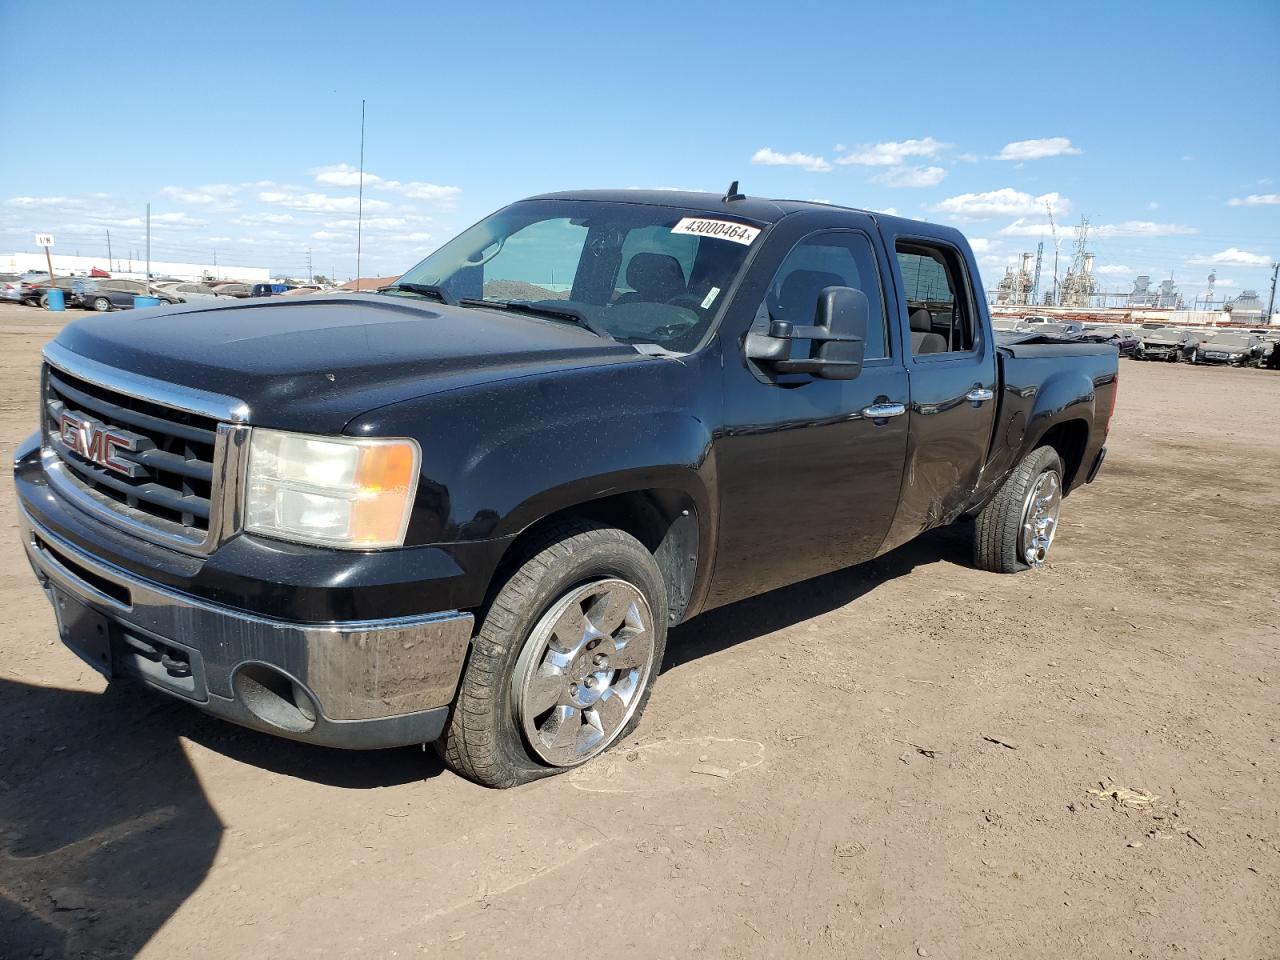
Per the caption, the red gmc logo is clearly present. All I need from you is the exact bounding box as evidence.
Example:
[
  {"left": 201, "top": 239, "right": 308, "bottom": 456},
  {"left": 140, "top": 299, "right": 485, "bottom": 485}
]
[{"left": 59, "top": 411, "right": 140, "bottom": 476}]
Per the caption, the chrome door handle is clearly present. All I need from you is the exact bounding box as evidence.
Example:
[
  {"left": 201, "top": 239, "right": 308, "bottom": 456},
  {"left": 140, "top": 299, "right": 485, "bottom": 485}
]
[
  {"left": 965, "top": 387, "right": 994, "bottom": 405},
  {"left": 861, "top": 402, "right": 906, "bottom": 420}
]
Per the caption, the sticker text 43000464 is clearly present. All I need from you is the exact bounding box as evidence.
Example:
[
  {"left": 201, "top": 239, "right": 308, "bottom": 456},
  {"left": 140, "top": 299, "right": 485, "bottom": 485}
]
[{"left": 670, "top": 218, "right": 760, "bottom": 246}]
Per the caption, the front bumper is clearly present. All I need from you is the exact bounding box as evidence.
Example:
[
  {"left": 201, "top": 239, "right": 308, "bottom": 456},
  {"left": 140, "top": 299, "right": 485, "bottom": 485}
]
[{"left": 20, "top": 507, "right": 474, "bottom": 749}]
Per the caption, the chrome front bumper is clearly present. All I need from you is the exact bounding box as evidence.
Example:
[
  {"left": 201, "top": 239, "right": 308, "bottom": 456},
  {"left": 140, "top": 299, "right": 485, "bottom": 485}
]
[{"left": 20, "top": 509, "right": 474, "bottom": 749}]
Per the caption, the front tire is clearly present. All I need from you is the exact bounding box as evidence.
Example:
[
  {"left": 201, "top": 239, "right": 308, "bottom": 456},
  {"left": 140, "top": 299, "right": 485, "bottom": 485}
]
[
  {"left": 92, "top": 297, "right": 111, "bottom": 312},
  {"left": 439, "top": 520, "right": 668, "bottom": 788},
  {"left": 973, "top": 447, "right": 1064, "bottom": 573}
]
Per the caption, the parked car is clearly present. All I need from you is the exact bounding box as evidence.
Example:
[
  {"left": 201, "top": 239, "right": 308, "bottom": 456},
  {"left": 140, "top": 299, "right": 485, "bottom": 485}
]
[
  {"left": 74, "top": 278, "right": 183, "bottom": 312},
  {"left": 208, "top": 281, "right": 251, "bottom": 298},
  {"left": 1082, "top": 324, "right": 1140, "bottom": 357},
  {"left": 250, "top": 283, "right": 296, "bottom": 297},
  {"left": 1036, "top": 321, "right": 1084, "bottom": 339},
  {"left": 1135, "top": 327, "right": 1197, "bottom": 361},
  {"left": 1193, "top": 333, "right": 1264, "bottom": 366},
  {"left": 992, "top": 318, "right": 1030, "bottom": 333},
  {"left": 15, "top": 188, "right": 1117, "bottom": 787},
  {"left": 163, "top": 281, "right": 240, "bottom": 303},
  {"left": 0, "top": 272, "right": 23, "bottom": 302},
  {"left": 19, "top": 277, "right": 85, "bottom": 308},
  {"left": 1021, "top": 315, "right": 1052, "bottom": 324}
]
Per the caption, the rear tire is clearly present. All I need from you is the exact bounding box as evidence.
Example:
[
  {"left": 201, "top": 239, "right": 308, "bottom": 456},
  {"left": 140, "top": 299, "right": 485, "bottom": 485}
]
[
  {"left": 92, "top": 297, "right": 111, "bottom": 312},
  {"left": 973, "top": 447, "right": 1064, "bottom": 573},
  {"left": 438, "top": 520, "right": 668, "bottom": 788}
]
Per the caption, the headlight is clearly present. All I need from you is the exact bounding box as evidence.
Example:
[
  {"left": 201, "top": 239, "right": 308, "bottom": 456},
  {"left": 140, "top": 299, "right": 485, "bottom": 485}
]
[{"left": 245, "top": 429, "right": 420, "bottom": 548}]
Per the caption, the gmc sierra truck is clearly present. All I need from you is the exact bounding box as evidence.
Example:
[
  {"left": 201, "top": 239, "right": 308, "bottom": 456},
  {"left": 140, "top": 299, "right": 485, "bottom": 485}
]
[{"left": 15, "top": 189, "right": 1117, "bottom": 787}]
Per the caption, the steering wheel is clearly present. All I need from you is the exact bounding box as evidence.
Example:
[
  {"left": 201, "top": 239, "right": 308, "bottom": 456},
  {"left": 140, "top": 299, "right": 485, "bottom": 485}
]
[{"left": 665, "top": 294, "right": 705, "bottom": 312}]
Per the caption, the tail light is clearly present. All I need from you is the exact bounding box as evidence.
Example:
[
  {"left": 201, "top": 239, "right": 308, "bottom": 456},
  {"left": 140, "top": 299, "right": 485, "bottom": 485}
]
[{"left": 1103, "top": 372, "right": 1119, "bottom": 436}]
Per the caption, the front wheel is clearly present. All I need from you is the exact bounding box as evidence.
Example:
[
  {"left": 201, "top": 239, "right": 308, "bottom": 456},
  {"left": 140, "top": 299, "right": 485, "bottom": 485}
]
[
  {"left": 92, "top": 297, "right": 111, "bottom": 312},
  {"left": 439, "top": 520, "right": 668, "bottom": 788},
  {"left": 973, "top": 446, "right": 1064, "bottom": 573}
]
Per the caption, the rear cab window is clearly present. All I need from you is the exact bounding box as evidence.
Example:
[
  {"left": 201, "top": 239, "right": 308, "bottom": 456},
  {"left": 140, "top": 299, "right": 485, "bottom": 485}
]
[{"left": 895, "top": 241, "right": 978, "bottom": 357}]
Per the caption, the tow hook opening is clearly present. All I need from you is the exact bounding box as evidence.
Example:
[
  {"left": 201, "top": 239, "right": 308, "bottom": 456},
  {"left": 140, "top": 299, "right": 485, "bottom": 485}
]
[{"left": 233, "top": 663, "right": 320, "bottom": 733}]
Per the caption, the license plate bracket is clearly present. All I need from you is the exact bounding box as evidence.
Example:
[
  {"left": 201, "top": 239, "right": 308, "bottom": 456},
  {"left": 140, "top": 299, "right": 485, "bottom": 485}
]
[{"left": 52, "top": 589, "right": 115, "bottom": 678}]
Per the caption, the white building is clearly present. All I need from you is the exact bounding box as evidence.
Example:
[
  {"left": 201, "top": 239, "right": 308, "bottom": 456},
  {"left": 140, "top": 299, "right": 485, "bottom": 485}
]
[{"left": 1, "top": 252, "right": 269, "bottom": 284}]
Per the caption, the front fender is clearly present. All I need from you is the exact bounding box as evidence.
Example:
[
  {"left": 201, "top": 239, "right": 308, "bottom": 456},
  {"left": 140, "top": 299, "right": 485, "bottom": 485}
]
[{"left": 348, "top": 355, "right": 716, "bottom": 546}]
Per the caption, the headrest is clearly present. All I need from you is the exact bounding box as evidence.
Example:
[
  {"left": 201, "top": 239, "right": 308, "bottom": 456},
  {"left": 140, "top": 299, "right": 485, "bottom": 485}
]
[
  {"left": 909, "top": 308, "right": 934, "bottom": 333},
  {"left": 626, "top": 253, "right": 685, "bottom": 296}
]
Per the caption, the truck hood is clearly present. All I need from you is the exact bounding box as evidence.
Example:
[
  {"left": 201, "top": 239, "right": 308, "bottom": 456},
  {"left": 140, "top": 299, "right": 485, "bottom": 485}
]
[{"left": 52, "top": 294, "right": 647, "bottom": 433}]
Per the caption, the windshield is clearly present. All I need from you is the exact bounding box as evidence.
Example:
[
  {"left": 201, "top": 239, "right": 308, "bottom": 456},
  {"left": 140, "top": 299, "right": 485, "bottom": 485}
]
[
  {"left": 1149, "top": 328, "right": 1184, "bottom": 340},
  {"left": 395, "top": 199, "right": 763, "bottom": 351}
]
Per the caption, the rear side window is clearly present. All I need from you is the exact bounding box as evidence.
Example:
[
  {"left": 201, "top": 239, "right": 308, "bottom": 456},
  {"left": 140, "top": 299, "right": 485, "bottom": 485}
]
[
  {"left": 765, "top": 231, "right": 889, "bottom": 359},
  {"left": 895, "top": 242, "right": 976, "bottom": 356}
]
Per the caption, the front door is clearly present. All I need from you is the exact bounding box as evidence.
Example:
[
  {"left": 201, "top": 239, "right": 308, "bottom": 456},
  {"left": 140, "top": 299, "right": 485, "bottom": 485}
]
[{"left": 707, "top": 221, "right": 910, "bottom": 608}]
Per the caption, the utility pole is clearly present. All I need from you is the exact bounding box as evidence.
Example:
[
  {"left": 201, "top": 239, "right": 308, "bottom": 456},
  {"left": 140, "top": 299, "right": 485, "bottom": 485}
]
[
  {"left": 355, "top": 98, "right": 366, "bottom": 291},
  {"left": 145, "top": 203, "right": 151, "bottom": 294},
  {"left": 106, "top": 229, "right": 113, "bottom": 272},
  {"left": 306, "top": 247, "right": 313, "bottom": 284},
  {"left": 1045, "top": 201, "right": 1059, "bottom": 307},
  {"left": 1031, "top": 240, "right": 1043, "bottom": 306},
  {"left": 1266, "top": 260, "right": 1279, "bottom": 326}
]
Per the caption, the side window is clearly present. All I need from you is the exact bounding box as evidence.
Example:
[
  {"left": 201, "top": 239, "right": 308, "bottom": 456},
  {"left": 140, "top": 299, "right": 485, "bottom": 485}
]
[
  {"left": 764, "top": 231, "right": 889, "bottom": 359},
  {"left": 895, "top": 242, "right": 976, "bottom": 355}
]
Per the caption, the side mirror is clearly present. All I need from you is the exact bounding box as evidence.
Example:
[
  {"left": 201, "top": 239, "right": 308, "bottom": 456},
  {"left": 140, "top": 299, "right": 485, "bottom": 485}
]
[{"left": 744, "top": 286, "right": 868, "bottom": 380}]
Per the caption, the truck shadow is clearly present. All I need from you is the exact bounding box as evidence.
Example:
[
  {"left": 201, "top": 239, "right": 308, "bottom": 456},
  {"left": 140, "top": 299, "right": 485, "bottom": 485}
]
[
  {"left": 0, "top": 676, "right": 440, "bottom": 960},
  {"left": 663, "top": 522, "right": 970, "bottom": 671}
]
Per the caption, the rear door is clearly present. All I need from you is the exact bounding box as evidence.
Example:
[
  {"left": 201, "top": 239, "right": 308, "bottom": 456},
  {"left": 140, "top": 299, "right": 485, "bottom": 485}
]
[
  {"left": 707, "top": 213, "right": 911, "bottom": 606},
  {"left": 878, "top": 233, "right": 999, "bottom": 554}
]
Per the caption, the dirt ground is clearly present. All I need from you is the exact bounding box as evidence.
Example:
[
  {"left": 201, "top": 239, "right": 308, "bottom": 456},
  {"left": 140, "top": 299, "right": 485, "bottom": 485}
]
[{"left": 0, "top": 299, "right": 1276, "bottom": 960}]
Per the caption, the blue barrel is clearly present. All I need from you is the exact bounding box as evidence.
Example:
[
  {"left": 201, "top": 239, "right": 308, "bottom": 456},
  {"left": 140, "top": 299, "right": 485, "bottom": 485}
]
[
  {"left": 133, "top": 295, "right": 162, "bottom": 309},
  {"left": 46, "top": 288, "right": 65, "bottom": 311}
]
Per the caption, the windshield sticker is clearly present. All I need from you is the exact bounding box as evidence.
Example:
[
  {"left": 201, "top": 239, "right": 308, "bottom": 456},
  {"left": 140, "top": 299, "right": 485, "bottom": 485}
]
[
  {"left": 671, "top": 218, "right": 760, "bottom": 246},
  {"left": 701, "top": 286, "right": 721, "bottom": 309}
]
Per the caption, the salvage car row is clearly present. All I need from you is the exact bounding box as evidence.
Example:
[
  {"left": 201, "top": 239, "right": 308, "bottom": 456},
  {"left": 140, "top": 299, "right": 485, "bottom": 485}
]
[
  {"left": 0, "top": 273, "right": 324, "bottom": 310},
  {"left": 993, "top": 316, "right": 1279, "bottom": 368}
]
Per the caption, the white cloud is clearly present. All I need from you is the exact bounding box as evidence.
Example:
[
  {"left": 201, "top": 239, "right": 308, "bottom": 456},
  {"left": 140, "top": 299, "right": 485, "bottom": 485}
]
[
  {"left": 160, "top": 184, "right": 239, "bottom": 206},
  {"left": 1092, "top": 221, "right": 1197, "bottom": 238},
  {"left": 936, "top": 189, "right": 1070, "bottom": 219},
  {"left": 1189, "top": 248, "right": 1271, "bottom": 267},
  {"left": 233, "top": 212, "right": 299, "bottom": 225},
  {"left": 5, "top": 196, "right": 76, "bottom": 208},
  {"left": 873, "top": 207, "right": 899, "bottom": 216},
  {"left": 1094, "top": 264, "right": 1132, "bottom": 276},
  {"left": 1227, "top": 193, "right": 1280, "bottom": 206},
  {"left": 836, "top": 138, "right": 946, "bottom": 166},
  {"left": 994, "top": 137, "right": 1081, "bottom": 161},
  {"left": 751, "top": 147, "right": 832, "bottom": 173},
  {"left": 967, "top": 238, "right": 997, "bottom": 254},
  {"left": 258, "top": 191, "right": 391, "bottom": 214},
  {"left": 312, "top": 163, "right": 382, "bottom": 187},
  {"left": 151, "top": 211, "right": 207, "bottom": 226},
  {"left": 380, "top": 180, "right": 461, "bottom": 202},
  {"left": 874, "top": 165, "right": 946, "bottom": 188}
]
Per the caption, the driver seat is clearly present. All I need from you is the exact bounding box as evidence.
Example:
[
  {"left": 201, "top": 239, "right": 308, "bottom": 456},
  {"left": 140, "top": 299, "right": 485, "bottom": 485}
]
[{"left": 614, "top": 253, "right": 686, "bottom": 304}]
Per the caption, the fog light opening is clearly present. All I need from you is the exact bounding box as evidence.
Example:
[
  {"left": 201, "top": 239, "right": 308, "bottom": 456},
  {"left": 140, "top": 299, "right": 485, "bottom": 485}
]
[{"left": 232, "top": 663, "right": 319, "bottom": 733}]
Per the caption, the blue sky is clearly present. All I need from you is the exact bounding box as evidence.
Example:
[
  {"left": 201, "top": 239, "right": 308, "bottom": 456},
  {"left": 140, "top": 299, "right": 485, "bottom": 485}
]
[{"left": 2, "top": 0, "right": 1277, "bottom": 302}]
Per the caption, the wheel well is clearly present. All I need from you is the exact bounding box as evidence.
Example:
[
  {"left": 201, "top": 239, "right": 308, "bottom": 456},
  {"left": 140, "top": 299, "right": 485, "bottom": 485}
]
[
  {"left": 1037, "top": 419, "right": 1089, "bottom": 490},
  {"left": 491, "top": 490, "right": 700, "bottom": 624}
]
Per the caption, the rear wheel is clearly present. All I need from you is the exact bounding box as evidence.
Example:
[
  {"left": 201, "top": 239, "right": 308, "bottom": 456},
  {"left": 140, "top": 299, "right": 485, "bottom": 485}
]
[
  {"left": 92, "top": 297, "right": 111, "bottom": 312},
  {"left": 439, "top": 520, "right": 668, "bottom": 788},
  {"left": 974, "top": 446, "right": 1064, "bottom": 573}
]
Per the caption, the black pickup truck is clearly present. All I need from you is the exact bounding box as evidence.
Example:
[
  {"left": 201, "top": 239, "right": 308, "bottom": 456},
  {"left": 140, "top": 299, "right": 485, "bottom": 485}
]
[{"left": 14, "top": 189, "right": 1117, "bottom": 787}]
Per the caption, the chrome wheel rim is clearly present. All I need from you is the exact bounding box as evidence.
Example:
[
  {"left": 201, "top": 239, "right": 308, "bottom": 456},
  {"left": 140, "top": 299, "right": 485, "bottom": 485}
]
[
  {"left": 514, "top": 578, "right": 655, "bottom": 767},
  {"left": 1020, "top": 470, "right": 1062, "bottom": 568},
  {"left": 94, "top": 298, "right": 110, "bottom": 311}
]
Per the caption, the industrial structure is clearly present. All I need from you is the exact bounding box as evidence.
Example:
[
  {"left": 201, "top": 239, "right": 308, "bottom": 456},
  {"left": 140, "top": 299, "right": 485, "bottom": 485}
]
[{"left": 1057, "top": 218, "right": 1099, "bottom": 308}]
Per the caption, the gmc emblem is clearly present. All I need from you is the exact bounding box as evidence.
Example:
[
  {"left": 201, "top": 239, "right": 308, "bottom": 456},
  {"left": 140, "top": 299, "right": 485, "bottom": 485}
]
[{"left": 59, "top": 411, "right": 144, "bottom": 477}]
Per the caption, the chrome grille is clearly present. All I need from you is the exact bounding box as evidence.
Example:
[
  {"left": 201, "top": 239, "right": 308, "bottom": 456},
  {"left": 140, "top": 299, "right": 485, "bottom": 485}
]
[
  {"left": 39, "top": 345, "right": 251, "bottom": 555},
  {"left": 45, "top": 366, "right": 218, "bottom": 531}
]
